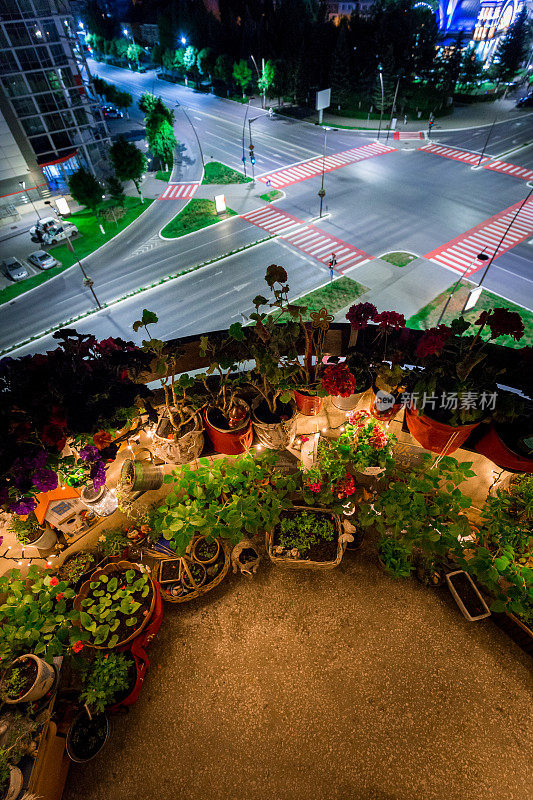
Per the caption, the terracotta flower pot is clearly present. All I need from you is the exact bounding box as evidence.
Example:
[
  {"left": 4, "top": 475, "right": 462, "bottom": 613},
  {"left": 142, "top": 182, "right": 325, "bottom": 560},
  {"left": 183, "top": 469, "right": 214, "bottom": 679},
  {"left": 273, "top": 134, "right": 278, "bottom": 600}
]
[
  {"left": 369, "top": 386, "right": 402, "bottom": 422},
  {"left": 473, "top": 423, "right": 533, "bottom": 473},
  {"left": 294, "top": 390, "right": 323, "bottom": 416},
  {"left": 405, "top": 406, "right": 480, "bottom": 455},
  {"left": 204, "top": 399, "right": 252, "bottom": 455}
]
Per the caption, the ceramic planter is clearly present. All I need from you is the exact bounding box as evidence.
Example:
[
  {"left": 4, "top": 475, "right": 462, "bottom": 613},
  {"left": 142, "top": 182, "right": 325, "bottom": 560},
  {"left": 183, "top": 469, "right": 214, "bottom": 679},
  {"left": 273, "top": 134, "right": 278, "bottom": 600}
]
[
  {"left": 191, "top": 535, "right": 221, "bottom": 565},
  {"left": 406, "top": 405, "right": 480, "bottom": 455},
  {"left": 1, "top": 654, "right": 55, "bottom": 704},
  {"left": 204, "top": 399, "right": 252, "bottom": 455},
  {"left": 29, "top": 523, "right": 57, "bottom": 551},
  {"left": 151, "top": 408, "right": 204, "bottom": 465},
  {"left": 251, "top": 396, "right": 297, "bottom": 449},
  {"left": 445, "top": 570, "right": 491, "bottom": 622},
  {"left": 473, "top": 423, "right": 533, "bottom": 473},
  {"left": 2, "top": 766, "right": 22, "bottom": 800},
  {"left": 294, "top": 390, "right": 323, "bottom": 416},
  {"left": 369, "top": 386, "right": 402, "bottom": 422}
]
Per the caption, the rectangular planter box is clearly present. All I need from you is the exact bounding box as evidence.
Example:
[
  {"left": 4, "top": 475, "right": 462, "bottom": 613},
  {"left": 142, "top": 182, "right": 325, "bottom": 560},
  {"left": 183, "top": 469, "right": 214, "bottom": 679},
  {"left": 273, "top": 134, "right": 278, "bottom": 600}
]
[
  {"left": 446, "top": 570, "right": 491, "bottom": 622},
  {"left": 491, "top": 611, "right": 533, "bottom": 657}
]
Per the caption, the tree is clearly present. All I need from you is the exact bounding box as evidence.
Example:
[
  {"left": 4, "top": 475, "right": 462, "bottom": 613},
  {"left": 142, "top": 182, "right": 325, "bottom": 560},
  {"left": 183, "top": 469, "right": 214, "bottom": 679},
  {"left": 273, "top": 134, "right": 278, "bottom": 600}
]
[
  {"left": 330, "top": 21, "right": 352, "bottom": 109},
  {"left": 151, "top": 43, "right": 165, "bottom": 66},
  {"left": 139, "top": 92, "right": 159, "bottom": 116},
  {"left": 106, "top": 175, "right": 125, "bottom": 208},
  {"left": 197, "top": 47, "right": 216, "bottom": 81},
  {"left": 459, "top": 47, "right": 484, "bottom": 89},
  {"left": 162, "top": 48, "right": 185, "bottom": 76},
  {"left": 127, "top": 43, "right": 143, "bottom": 69},
  {"left": 215, "top": 54, "right": 233, "bottom": 85},
  {"left": 258, "top": 60, "right": 276, "bottom": 106},
  {"left": 493, "top": 8, "right": 530, "bottom": 83},
  {"left": 233, "top": 60, "right": 252, "bottom": 98},
  {"left": 68, "top": 167, "right": 103, "bottom": 215},
  {"left": 144, "top": 107, "right": 177, "bottom": 172},
  {"left": 114, "top": 89, "right": 132, "bottom": 114},
  {"left": 183, "top": 46, "right": 198, "bottom": 75},
  {"left": 109, "top": 137, "right": 148, "bottom": 202}
]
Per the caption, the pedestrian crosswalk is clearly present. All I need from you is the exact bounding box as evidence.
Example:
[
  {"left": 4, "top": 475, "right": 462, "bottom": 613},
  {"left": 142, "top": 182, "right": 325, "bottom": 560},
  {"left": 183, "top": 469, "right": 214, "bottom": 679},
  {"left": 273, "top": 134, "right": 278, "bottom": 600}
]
[
  {"left": 393, "top": 131, "right": 424, "bottom": 140},
  {"left": 160, "top": 182, "right": 200, "bottom": 200},
  {"left": 240, "top": 205, "right": 303, "bottom": 235},
  {"left": 482, "top": 159, "right": 533, "bottom": 182},
  {"left": 281, "top": 225, "right": 371, "bottom": 273},
  {"left": 425, "top": 198, "right": 533, "bottom": 277},
  {"left": 257, "top": 142, "right": 396, "bottom": 188},
  {"left": 420, "top": 142, "right": 488, "bottom": 165}
]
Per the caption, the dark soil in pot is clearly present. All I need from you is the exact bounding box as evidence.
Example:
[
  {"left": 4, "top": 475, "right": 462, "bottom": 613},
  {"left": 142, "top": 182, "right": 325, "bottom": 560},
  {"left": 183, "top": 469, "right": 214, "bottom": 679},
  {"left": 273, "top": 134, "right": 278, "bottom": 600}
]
[
  {"left": 206, "top": 407, "right": 248, "bottom": 431},
  {"left": 2, "top": 657, "right": 37, "bottom": 701},
  {"left": 182, "top": 562, "right": 207, "bottom": 589},
  {"left": 58, "top": 552, "right": 101, "bottom": 587},
  {"left": 160, "top": 559, "right": 182, "bottom": 583},
  {"left": 253, "top": 399, "right": 294, "bottom": 424},
  {"left": 157, "top": 415, "right": 195, "bottom": 439},
  {"left": 68, "top": 712, "right": 109, "bottom": 762},
  {"left": 494, "top": 421, "right": 533, "bottom": 458},
  {"left": 194, "top": 538, "right": 219, "bottom": 562},
  {"left": 239, "top": 548, "right": 259, "bottom": 564},
  {"left": 447, "top": 572, "right": 487, "bottom": 617}
]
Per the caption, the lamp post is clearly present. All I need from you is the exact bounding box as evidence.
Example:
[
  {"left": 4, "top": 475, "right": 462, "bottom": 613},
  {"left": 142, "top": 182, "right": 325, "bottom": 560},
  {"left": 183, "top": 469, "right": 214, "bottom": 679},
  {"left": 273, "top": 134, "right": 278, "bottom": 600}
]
[
  {"left": 437, "top": 249, "right": 489, "bottom": 325},
  {"left": 65, "top": 237, "right": 102, "bottom": 309},
  {"left": 18, "top": 180, "right": 41, "bottom": 220},
  {"left": 386, "top": 77, "right": 400, "bottom": 142},
  {"left": 123, "top": 26, "right": 141, "bottom": 71},
  {"left": 242, "top": 101, "right": 250, "bottom": 178},
  {"left": 318, "top": 126, "right": 330, "bottom": 218},
  {"left": 377, "top": 64, "right": 384, "bottom": 141},
  {"left": 175, "top": 102, "right": 205, "bottom": 170},
  {"left": 250, "top": 54, "right": 264, "bottom": 108}
]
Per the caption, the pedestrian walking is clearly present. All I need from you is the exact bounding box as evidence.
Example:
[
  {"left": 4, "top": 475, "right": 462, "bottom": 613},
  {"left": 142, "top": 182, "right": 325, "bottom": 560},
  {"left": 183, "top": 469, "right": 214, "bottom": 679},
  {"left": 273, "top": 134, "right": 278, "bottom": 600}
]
[
  {"left": 403, "top": 114, "right": 407, "bottom": 125},
  {"left": 328, "top": 253, "right": 337, "bottom": 282}
]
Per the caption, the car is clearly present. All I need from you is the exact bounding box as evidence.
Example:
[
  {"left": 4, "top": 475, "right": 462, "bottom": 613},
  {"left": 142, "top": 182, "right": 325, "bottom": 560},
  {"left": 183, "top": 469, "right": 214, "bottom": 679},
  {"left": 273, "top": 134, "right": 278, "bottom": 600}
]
[
  {"left": 29, "top": 217, "right": 78, "bottom": 245},
  {"left": 27, "top": 249, "right": 60, "bottom": 270},
  {"left": 102, "top": 106, "right": 124, "bottom": 119},
  {"left": 1, "top": 257, "right": 29, "bottom": 282},
  {"left": 515, "top": 94, "right": 533, "bottom": 108}
]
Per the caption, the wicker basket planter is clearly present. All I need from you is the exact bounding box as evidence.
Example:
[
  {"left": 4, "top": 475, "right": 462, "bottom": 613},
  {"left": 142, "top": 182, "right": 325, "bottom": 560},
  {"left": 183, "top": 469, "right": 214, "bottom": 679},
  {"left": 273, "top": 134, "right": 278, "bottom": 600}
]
[
  {"left": 251, "top": 396, "right": 298, "bottom": 450},
  {"left": 74, "top": 561, "right": 156, "bottom": 649},
  {"left": 266, "top": 506, "right": 351, "bottom": 570},
  {"left": 151, "top": 407, "right": 204, "bottom": 465},
  {"left": 156, "top": 538, "right": 231, "bottom": 604}
]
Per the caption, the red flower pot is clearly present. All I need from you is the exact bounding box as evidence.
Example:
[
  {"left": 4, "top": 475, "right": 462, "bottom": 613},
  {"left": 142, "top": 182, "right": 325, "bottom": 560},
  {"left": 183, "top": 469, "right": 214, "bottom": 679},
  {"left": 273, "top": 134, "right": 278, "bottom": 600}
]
[
  {"left": 369, "top": 387, "right": 402, "bottom": 422},
  {"left": 474, "top": 424, "right": 533, "bottom": 473},
  {"left": 406, "top": 406, "right": 479, "bottom": 455},
  {"left": 109, "top": 647, "right": 149, "bottom": 711},
  {"left": 294, "top": 390, "right": 323, "bottom": 416},
  {"left": 203, "top": 406, "right": 253, "bottom": 455}
]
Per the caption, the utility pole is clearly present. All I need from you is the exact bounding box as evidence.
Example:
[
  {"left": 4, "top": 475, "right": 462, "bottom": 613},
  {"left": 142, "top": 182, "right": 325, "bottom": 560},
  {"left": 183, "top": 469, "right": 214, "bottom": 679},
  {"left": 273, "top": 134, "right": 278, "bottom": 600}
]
[
  {"left": 175, "top": 103, "right": 205, "bottom": 169},
  {"left": 66, "top": 237, "right": 102, "bottom": 309},
  {"left": 249, "top": 117, "right": 259, "bottom": 183},
  {"left": 242, "top": 101, "right": 250, "bottom": 178},
  {"left": 377, "top": 65, "right": 384, "bottom": 141},
  {"left": 386, "top": 77, "right": 400, "bottom": 142},
  {"left": 318, "top": 127, "right": 330, "bottom": 218}
]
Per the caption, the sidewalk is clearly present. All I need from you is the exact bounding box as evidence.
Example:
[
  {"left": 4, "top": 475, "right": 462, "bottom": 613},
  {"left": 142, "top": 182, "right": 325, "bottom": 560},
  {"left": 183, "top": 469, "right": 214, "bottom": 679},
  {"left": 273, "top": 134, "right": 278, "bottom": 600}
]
[
  {"left": 334, "top": 257, "right": 456, "bottom": 321},
  {"left": 0, "top": 195, "right": 83, "bottom": 244}
]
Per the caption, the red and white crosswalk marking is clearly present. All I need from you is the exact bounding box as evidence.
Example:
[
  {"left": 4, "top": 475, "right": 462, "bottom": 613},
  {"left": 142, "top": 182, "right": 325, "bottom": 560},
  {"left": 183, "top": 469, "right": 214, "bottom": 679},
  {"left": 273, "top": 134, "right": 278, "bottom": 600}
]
[
  {"left": 281, "top": 225, "right": 372, "bottom": 273},
  {"left": 420, "top": 142, "right": 488, "bottom": 165},
  {"left": 393, "top": 131, "right": 424, "bottom": 140},
  {"left": 240, "top": 205, "right": 303, "bottom": 235},
  {"left": 160, "top": 182, "right": 200, "bottom": 200},
  {"left": 425, "top": 198, "right": 533, "bottom": 277},
  {"left": 482, "top": 159, "right": 533, "bottom": 182},
  {"left": 257, "top": 142, "right": 396, "bottom": 188}
]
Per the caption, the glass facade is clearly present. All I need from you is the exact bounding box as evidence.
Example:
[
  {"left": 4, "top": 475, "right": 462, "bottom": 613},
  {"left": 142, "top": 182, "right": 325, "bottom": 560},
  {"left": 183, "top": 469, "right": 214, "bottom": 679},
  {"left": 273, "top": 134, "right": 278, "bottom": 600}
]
[{"left": 0, "top": 0, "right": 110, "bottom": 184}]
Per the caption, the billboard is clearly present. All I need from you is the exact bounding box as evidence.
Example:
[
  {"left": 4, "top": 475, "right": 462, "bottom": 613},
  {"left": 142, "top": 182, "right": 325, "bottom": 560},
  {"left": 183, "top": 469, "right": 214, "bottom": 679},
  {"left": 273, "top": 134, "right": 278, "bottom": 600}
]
[{"left": 315, "top": 89, "right": 331, "bottom": 111}]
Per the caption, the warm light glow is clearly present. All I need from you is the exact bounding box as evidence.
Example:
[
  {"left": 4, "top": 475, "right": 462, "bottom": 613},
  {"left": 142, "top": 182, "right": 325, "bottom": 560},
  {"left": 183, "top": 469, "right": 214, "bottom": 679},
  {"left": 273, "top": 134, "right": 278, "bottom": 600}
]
[
  {"left": 322, "top": 427, "right": 327, "bottom": 432},
  {"left": 340, "top": 426, "right": 345, "bottom": 432},
  {"left": 256, "top": 444, "right": 262, "bottom": 450}
]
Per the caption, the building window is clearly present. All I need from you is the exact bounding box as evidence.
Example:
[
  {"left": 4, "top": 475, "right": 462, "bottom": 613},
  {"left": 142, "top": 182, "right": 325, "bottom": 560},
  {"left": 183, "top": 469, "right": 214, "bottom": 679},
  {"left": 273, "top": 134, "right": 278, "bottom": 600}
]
[
  {"left": 20, "top": 116, "right": 46, "bottom": 136},
  {"left": 1, "top": 75, "right": 29, "bottom": 98},
  {"left": 11, "top": 96, "right": 37, "bottom": 116}
]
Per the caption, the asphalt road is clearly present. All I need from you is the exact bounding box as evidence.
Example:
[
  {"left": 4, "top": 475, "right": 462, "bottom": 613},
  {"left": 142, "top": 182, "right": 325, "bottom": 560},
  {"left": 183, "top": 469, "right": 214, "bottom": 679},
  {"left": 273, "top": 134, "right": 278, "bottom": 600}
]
[
  {"left": 434, "top": 114, "right": 533, "bottom": 156},
  {"left": 2, "top": 63, "right": 533, "bottom": 354}
]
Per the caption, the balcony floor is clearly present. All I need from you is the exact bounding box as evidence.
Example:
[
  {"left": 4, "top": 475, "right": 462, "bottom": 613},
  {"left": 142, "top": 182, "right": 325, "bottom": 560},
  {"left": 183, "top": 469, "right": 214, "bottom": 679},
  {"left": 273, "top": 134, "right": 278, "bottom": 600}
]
[{"left": 64, "top": 535, "right": 532, "bottom": 800}]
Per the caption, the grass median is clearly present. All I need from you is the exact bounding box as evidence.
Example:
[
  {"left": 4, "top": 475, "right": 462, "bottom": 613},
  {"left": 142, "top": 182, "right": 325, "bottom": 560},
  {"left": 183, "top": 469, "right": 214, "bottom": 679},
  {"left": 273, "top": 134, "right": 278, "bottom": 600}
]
[
  {"left": 407, "top": 284, "right": 533, "bottom": 349},
  {"left": 274, "top": 276, "right": 369, "bottom": 322},
  {"left": 0, "top": 197, "right": 152, "bottom": 306},
  {"left": 160, "top": 199, "right": 236, "bottom": 239},
  {"left": 202, "top": 161, "right": 252, "bottom": 184}
]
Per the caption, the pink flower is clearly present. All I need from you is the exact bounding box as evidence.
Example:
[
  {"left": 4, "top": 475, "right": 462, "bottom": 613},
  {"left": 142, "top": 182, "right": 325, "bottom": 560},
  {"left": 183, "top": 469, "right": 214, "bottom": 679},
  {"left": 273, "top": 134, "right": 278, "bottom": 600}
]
[
  {"left": 348, "top": 409, "right": 371, "bottom": 428},
  {"left": 72, "top": 641, "right": 83, "bottom": 653},
  {"left": 300, "top": 436, "right": 309, "bottom": 443},
  {"left": 369, "top": 429, "right": 388, "bottom": 450},
  {"left": 307, "top": 481, "right": 322, "bottom": 493},
  {"left": 49, "top": 576, "right": 59, "bottom": 587}
]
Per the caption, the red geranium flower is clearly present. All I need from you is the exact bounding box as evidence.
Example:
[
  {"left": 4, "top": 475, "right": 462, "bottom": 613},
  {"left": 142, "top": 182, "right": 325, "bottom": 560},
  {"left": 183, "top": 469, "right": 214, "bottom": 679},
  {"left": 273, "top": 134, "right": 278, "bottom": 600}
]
[
  {"left": 50, "top": 576, "right": 59, "bottom": 587},
  {"left": 415, "top": 325, "right": 453, "bottom": 359},
  {"left": 92, "top": 430, "right": 113, "bottom": 450},
  {"left": 374, "top": 310, "right": 405, "bottom": 330},
  {"left": 369, "top": 428, "right": 389, "bottom": 450},
  {"left": 40, "top": 423, "right": 67, "bottom": 452},
  {"left": 322, "top": 363, "right": 358, "bottom": 397},
  {"left": 476, "top": 308, "right": 524, "bottom": 341},
  {"left": 55, "top": 593, "right": 65, "bottom": 602},
  {"left": 334, "top": 474, "right": 356, "bottom": 499},
  {"left": 348, "top": 409, "right": 371, "bottom": 428},
  {"left": 72, "top": 641, "right": 83, "bottom": 653},
  {"left": 307, "top": 481, "right": 322, "bottom": 493},
  {"left": 346, "top": 302, "right": 378, "bottom": 330}
]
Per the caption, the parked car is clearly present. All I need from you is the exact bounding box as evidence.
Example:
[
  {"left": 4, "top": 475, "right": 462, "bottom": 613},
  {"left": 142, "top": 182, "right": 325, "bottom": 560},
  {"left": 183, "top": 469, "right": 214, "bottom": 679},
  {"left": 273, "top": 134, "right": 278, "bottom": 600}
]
[
  {"left": 27, "top": 249, "right": 60, "bottom": 270},
  {"left": 516, "top": 94, "right": 533, "bottom": 108},
  {"left": 102, "top": 106, "right": 124, "bottom": 119},
  {"left": 29, "top": 217, "right": 78, "bottom": 245},
  {"left": 1, "top": 257, "right": 29, "bottom": 282}
]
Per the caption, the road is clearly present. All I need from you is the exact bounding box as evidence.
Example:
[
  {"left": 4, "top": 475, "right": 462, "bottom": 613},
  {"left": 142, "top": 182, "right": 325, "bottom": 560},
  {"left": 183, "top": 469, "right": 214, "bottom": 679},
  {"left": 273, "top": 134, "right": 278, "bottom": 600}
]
[{"left": 2, "top": 63, "right": 533, "bottom": 354}]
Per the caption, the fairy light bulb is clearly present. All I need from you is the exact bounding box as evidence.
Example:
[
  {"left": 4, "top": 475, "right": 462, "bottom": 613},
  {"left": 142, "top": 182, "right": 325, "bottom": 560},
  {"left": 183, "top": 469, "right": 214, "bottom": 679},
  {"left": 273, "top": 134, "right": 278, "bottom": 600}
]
[
  {"left": 340, "top": 426, "right": 345, "bottom": 432},
  {"left": 322, "top": 427, "right": 327, "bottom": 432}
]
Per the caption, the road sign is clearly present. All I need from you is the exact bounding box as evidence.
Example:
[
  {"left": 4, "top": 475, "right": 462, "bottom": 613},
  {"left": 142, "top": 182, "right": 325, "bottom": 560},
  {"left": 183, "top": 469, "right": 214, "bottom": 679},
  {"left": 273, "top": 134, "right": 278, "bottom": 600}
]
[
  {"left": 242, "top": 156, "right": 246, "bottom": 162},
  {"left": 266, "top": 179, "right": 271, "bottom": 187},
  {"left": 315, "top": 88, "right": 331, "bottom": 111}
]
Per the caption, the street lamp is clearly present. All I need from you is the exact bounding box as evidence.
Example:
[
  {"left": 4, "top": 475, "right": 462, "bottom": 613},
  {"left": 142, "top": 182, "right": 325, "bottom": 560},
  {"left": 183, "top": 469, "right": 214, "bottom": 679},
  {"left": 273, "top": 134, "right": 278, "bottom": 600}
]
[
  {"left": 174, "top": 103, "right": 205, "bottom": 170},
  {"left": 318, "top": 126, "right": 331, "bottom": 218},
  {"left": 386, "top": 77, "right": 400, "bottom": 142},
  {"left": 242, "top": 101, "right": 251, "bottom": 178},
  {"left": 180, "top": 36, "right": 187, "bottom": 45},
  {"left": 377, "top": 64, "right": 384, "bottom": 141},
  {"left": 18, "top": 180, "right": 41, "bottom": 220}
]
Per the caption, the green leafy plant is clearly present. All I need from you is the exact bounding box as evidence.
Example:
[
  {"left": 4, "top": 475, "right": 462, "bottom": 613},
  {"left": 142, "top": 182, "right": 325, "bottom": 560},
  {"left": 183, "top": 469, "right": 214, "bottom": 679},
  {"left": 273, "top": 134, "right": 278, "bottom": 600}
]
[
  {"left": 277, "top": 512, "right": 334, "bottom": 555},
  {"left": 377, "top": 536, "right": 413, "bottom": 579},
  {"left": 57, "top": 552, "right": 100, "bottom": 585},
  {"left": 97, "top": 528, "right": 130, "bottom": 558},
  {"left": 154, "top": 451, "right": 297, "bottom": 555},
  {"left": 79, "top": 652, "right": 131, "bottom": 713},
  {"left": 0, "top": 667, "right": 26, "bottom": 702},
  {"left": 79, "top": 569, "right": 150, "bottom": 647},
  {"left": 0, "top": 566, "right": 81, "bottom": 666},
  {"left": 7, "top": 514, "right": 44, "bottom": 547}
]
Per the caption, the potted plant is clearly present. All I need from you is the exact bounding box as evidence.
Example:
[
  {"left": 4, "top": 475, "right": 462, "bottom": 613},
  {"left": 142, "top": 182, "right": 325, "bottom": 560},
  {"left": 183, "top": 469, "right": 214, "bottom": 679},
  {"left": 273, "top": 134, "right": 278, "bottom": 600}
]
[
  {"left": 321, "top": 360, "right": 361, "bottom": 411},
  {"left": 191, "top": 536, "right": 221, "bottom": 564},
  {"left": 154, "top": 451, "right": 297, "bottom": 555},
  {"left": 57, "top": 550, "right": 104, "bottom": 588},
  {"left": 473, "top": 393, "right": 533, "bottom": 473},
  {"left": 344, "top": 410, "right": 396, "bottom": 477},
  {"left": 370, "top": 362, "right": 410, "bottom": 422},
  {"left": 97, "top": 528, "right": 131, "bottom": 559},
  {"left": 250, "top": 266, "right": 331, "bottom": 416},
  {"left": 133, "top": 310, "right": 205, "bottom": 464},
  {"left": 0, "top": 566, "right": 82, "bottom": 668},
  {"left": 407, "top": 309, "right": 525, "bottom": 455},
  {"left": 377, "top": 535, "right": 413, "bottom": 578},
  {"left": 74, "top": 562, "right": 155, "bottom": 649},
  {"left": 7, "top": 513, "right": 57, "bottom": 551},
  {"left": 267, "top": 506, "right": 352, "bottom": 570},
  {"left": 79, "top": 652, "right": 131, "bottom": 714},
  {"left": 66, "top": 710, "right": 110, "bottom": 763},
  {"left": 0, "top": 749, "right": 23, "bottom": 800},
  {"left": 0, "top": 655, "right": 55, "bottom": 705}
]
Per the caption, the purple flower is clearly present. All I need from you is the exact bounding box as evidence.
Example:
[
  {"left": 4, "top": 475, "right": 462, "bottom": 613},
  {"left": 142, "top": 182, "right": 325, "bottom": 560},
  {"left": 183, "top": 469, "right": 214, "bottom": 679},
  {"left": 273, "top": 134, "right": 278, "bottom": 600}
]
[
  {"left": 79, "top": 445, "right": 99, "bottom": 462},
  {"left": 9, "top": 497, "right": 37, "bottom": 515},
  {"left": 32, "top": 467, "right": 58, "bottom": 493},
  {"left": 90, "top": 460, "right": 106, "bottom": 491}
]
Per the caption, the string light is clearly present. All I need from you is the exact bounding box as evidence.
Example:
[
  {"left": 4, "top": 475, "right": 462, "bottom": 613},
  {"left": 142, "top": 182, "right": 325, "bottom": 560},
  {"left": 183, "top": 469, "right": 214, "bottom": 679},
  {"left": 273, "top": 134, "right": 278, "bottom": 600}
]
[
  {"left": 340, "top": 426, "right": 345, "bottom": 432},
  {"left": 256, "top": 444, "right": 262, "bottom": 451}
]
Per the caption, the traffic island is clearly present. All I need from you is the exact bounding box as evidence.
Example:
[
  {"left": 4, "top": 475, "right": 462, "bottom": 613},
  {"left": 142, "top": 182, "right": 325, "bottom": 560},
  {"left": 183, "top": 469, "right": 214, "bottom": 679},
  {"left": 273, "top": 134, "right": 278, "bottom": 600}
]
[
  {"left": 160, "top": 198, "right": 237, "bottom": 239},
  {"left": 202, "top": 161, "right": 252, "bottom": 184}
]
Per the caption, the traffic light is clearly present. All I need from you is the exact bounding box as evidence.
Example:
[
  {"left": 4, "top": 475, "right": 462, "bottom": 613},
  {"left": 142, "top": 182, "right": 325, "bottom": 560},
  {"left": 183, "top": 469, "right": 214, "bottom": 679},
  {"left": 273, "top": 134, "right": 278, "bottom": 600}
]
[{"left": 249, "top": 143, "right": 255, "bottom": 165}]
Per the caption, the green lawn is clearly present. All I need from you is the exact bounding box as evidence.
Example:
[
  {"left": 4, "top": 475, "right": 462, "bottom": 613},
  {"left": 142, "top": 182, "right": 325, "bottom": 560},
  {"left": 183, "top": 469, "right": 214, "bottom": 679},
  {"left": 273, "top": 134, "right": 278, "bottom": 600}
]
[
  {"left": 407, "top": 284, "right": 533, "bottom": 349},
  {"left": 202, "top": 161, "right": 252, "bottom": 185},
  {"left": 275, "top": 276, "right": 369, "bottom": 321},
  {"left": 160, "top": 199, "right": 236, "bottom": 239},
  {"left": 155, "top": 171, "right": 171, "bottom": 182},
  {"left": 381, "top": 252, "right": 418, "bottom": 268},
  {"left": 259, "top": 190, "right": 283, "bottom": 202},
  {"left": 0, "top": 197, "right": 151, "bottom": 306}
]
